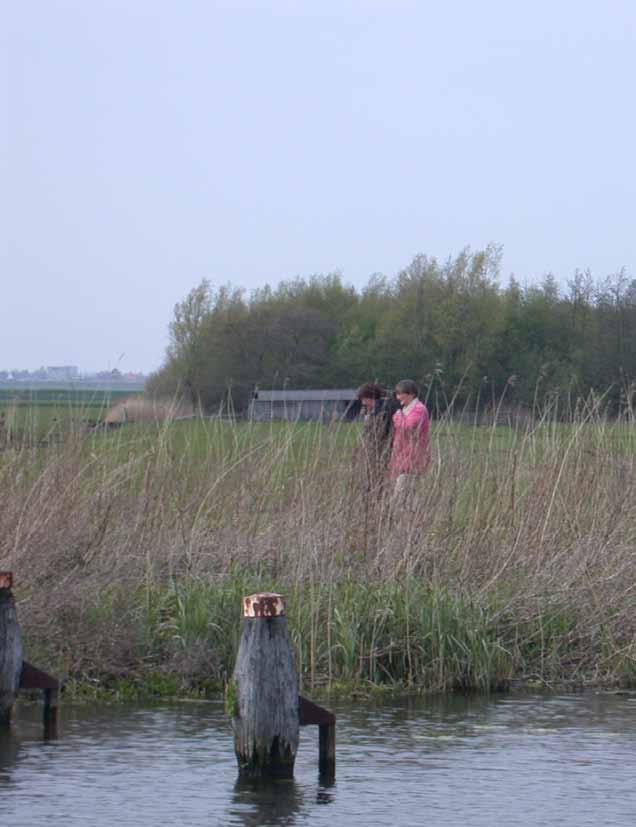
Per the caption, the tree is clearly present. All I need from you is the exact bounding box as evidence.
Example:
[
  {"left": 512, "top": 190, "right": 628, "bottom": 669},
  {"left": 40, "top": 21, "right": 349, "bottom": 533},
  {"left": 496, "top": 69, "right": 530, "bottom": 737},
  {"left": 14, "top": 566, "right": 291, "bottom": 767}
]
[{"left": 148, "top": 251, "right": 636, "bottom": 417}]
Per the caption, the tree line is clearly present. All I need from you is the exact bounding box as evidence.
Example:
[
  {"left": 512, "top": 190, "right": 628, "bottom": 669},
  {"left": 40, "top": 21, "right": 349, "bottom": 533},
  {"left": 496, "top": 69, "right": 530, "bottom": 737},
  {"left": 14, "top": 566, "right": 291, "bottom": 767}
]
[{"left": 147, "top": 245, "right": 636, "bottom": 417}]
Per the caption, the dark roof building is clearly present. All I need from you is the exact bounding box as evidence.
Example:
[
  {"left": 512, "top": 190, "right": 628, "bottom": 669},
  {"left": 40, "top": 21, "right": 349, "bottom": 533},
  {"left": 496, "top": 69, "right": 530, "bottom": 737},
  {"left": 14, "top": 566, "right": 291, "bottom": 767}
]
[{"left": 249, "top": 389, "right": 359, "bottom": 421}]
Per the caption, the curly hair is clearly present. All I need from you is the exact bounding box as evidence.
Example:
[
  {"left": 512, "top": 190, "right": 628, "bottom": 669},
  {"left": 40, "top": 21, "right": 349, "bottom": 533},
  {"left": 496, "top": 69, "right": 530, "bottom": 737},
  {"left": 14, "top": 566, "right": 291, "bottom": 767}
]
[{"left": 357, "top": 382, "right": 386, "bottom": 401}]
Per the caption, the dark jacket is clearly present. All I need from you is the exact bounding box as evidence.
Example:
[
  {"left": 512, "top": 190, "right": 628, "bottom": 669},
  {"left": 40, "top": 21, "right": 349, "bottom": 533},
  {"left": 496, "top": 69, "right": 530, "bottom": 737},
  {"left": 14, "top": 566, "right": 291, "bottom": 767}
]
[{"left": 362, "top": 395, "right": 401, "bottom": 467}]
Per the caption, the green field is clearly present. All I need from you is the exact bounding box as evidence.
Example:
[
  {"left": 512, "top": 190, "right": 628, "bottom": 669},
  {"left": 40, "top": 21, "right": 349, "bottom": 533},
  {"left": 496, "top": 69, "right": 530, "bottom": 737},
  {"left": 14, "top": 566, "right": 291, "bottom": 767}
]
[
  {"left": 82, "top": 413, "right": 636, "bottom": 476},
  {"left": 0, "top": 387, "right": 141, "bottom": 440}
]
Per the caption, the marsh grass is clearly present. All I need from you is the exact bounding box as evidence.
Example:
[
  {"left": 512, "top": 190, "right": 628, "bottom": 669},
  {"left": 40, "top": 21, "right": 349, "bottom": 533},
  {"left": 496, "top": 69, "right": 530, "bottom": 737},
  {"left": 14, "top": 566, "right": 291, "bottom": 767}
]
[{"left": 1, "top": 400, "right": 634, "bottom": 697}]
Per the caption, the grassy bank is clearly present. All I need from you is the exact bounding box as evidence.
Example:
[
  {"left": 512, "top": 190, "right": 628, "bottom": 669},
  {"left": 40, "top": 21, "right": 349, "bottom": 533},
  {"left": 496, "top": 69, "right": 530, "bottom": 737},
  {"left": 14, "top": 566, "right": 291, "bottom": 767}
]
[{"left": 1, "top": 406, "right": 635, "bottom": 698}]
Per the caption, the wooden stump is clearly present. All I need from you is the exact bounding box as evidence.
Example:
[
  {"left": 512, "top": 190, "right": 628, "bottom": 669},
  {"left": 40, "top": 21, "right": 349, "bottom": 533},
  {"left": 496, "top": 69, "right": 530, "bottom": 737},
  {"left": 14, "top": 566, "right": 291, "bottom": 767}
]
[
  {"left": 0, "top": 573, "right": 23, "bottom": 726},
  {"left": 231, "top": 593, "right": 299, "bottom": 778}
]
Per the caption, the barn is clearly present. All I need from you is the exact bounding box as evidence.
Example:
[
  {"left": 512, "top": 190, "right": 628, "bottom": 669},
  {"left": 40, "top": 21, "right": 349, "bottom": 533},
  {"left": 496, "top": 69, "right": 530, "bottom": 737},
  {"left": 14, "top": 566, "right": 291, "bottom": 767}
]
[{"left": 249, "top": 389, "right": 359, "bottom": 421}]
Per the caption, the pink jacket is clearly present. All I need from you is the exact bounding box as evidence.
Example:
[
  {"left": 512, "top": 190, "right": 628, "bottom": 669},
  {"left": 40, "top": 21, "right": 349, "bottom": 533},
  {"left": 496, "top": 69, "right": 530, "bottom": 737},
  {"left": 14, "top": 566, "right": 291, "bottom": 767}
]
[{"left": 389, "top": 399, "right": 431, "bottom": 478}]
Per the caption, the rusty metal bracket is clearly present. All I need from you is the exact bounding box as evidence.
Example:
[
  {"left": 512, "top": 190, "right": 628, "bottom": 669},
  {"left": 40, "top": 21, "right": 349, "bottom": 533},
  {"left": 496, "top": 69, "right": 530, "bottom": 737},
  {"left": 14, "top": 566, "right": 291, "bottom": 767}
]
[
  {"left": 19, "top": 661, "right": 61, "bottom": 735},
  {"left": 19, "top": 661, "right": 60, "bottom": 691},
  {"left": 299, "top": 695, "right": 336, "bottom": 780},
  {"left": 299, "top": 695, "right": 335, "bottom": 727}
]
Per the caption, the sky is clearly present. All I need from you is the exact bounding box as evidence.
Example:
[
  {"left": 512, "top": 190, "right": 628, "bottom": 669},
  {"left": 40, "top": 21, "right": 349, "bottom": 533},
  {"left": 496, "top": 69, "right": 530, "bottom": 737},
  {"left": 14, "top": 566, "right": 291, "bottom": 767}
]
[{"left": 3, "top": 0, "right": 635, "bottom": 374}]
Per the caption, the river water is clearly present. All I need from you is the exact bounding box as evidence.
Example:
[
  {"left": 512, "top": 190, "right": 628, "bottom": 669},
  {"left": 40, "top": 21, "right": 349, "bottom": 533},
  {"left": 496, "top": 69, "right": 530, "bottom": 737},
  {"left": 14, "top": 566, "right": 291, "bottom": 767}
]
[{"left": 1, "top": 692, "right": 634, "bottom": 826}]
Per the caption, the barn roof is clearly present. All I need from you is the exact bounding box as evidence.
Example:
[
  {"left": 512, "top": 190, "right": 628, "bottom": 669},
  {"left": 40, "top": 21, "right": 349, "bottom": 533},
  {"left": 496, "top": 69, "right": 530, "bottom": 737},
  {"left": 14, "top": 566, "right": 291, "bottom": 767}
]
[{"left": 253, "top": 389, "right": 357, "bottom": 402}]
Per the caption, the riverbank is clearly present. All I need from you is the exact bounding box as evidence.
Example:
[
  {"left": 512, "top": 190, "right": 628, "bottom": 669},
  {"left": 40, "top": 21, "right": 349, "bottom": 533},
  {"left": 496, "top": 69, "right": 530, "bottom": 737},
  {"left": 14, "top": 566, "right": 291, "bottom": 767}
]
[
  {"left": 2, "top": 413, "right": 635, "bottom": 697},
  {"left": 48, "top": 576, "right": 635, "bottom": 704}
]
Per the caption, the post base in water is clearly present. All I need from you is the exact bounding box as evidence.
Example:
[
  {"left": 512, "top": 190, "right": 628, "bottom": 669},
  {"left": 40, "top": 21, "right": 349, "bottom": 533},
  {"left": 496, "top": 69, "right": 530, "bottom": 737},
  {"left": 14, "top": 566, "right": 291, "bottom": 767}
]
[
  {"left": 236, "top": 734, "right": 296, "bottom": 779},
  {"left": 237, "top": 763, "right": 295, "bottom": 780}
]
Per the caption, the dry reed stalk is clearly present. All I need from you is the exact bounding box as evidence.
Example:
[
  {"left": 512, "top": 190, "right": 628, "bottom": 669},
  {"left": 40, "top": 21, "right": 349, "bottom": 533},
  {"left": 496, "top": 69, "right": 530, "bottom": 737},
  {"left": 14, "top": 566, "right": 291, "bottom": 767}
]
[{"left": 0, "top": 407, "right": 634, "bottom": 689}]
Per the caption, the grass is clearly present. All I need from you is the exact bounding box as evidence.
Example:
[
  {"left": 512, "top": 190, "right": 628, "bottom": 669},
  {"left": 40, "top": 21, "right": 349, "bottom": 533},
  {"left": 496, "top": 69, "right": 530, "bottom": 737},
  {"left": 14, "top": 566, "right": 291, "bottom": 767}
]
[{"left": 1, "top": 397, "right": 635, "bottom": 699}]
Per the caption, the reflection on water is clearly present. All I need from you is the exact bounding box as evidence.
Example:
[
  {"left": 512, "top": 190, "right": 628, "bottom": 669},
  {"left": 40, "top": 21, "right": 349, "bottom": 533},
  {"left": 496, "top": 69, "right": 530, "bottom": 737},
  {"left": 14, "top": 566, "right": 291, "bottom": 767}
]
[
  {"left": 230, "top": 769, "right": 336, "bottom": 826},
  {"left": 0, "top": 692, "right": 635, "bottom": 826},
  {"left": 231, "top": 777, "right": 305, "bottom": 826},
  {"left": 0, "top": 729, "right": 20, "bottom": 782}
]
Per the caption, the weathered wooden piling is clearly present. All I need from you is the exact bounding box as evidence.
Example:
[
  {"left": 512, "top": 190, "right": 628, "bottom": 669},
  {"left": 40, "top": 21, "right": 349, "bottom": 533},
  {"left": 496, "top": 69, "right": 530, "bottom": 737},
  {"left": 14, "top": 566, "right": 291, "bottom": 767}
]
[
  {"left": 0, "top": 572, "right": 60, "bottom": 733},
  {"left": 231, "top": 593, "right": 299, "bottom": 778},
  {"left": 0, "top": 573, "right": 23, "bottom": 726}
]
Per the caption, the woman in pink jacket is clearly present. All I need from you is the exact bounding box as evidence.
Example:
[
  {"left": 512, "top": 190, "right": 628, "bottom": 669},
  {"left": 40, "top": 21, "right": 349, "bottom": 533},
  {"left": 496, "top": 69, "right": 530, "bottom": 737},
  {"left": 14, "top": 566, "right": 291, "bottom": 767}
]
[{"left": 389, "top": 379, "right": 430, "bottom": 493}]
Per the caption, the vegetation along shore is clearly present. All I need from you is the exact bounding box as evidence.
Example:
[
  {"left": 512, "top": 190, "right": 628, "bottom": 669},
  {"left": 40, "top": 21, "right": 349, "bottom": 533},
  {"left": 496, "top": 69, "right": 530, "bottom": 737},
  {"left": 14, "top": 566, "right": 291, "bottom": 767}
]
[{"left": 1, "top": 399, "right": 634, "bottom": 700}]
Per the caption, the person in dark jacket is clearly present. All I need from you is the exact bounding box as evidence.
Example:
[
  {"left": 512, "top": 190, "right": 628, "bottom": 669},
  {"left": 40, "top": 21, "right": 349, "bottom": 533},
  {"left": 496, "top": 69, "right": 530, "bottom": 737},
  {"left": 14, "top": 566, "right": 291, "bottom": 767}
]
[{"left": 357, "top": 382, "right": 400, "bottom": 489}]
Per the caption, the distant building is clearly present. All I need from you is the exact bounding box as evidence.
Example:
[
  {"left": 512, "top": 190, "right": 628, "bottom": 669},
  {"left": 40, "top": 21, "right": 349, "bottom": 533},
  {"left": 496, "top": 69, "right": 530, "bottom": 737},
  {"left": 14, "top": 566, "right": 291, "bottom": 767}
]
[
  {"left": 46, "top": 365, "right": 79, "bottom": 381},
  {"left": 249, "top": 388, "right": 359, "bottom": 422}
]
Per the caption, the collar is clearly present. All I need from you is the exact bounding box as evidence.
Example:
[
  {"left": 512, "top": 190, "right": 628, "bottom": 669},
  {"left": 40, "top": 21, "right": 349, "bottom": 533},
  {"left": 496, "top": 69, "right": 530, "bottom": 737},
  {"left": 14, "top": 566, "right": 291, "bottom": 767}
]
[{"left": 402, "top": 397, "right": 419, "bottom": 415}]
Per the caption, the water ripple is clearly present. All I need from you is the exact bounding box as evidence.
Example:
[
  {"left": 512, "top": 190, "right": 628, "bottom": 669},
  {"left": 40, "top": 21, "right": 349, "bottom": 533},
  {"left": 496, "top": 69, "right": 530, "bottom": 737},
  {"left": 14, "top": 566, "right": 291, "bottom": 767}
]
[{"left": 1, "top": 693, "right": 635, "bottom": 826}]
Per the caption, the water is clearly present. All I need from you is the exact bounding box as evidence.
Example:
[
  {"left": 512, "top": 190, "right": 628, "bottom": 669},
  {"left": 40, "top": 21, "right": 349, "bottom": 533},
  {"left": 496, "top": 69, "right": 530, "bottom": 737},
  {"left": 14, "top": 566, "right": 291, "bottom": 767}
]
[{"left": 1, "top": 692, "right": 635, "bottom": 826}]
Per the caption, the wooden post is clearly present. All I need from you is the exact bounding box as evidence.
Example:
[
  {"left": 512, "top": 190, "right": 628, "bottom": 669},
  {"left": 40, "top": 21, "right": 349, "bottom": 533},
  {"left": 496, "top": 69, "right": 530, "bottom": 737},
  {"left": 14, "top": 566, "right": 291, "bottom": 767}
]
[
  {"left": 231, "top": 593, "right": 299, "bottom": 778},
  {"left": 319, "top": 720, "right": 336, "bottom": 780},
  {"left": 43, "top": 687, "right": 59, "bottom": 737},
  {"left": 0, "top": 573, "right": 23, "bottom": 727}
]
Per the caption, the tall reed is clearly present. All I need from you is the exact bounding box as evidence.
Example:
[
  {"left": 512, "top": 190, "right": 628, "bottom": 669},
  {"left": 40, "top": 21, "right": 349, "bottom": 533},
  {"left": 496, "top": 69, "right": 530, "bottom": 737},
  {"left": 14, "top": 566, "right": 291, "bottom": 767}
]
[{"left": 1, "top": 402, "right": 634, "bottom": 694}]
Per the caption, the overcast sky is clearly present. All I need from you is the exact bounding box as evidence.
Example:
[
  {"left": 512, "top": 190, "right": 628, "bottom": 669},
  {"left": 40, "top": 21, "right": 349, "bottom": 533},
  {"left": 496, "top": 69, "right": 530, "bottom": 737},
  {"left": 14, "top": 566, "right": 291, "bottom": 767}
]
[{"left": 3, "top": 0, "right": 635, "bottom": 373}]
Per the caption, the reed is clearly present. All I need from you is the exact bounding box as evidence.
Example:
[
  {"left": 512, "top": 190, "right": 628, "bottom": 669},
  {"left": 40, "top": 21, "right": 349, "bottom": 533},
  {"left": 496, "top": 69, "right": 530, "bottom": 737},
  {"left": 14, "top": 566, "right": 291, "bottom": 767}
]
[{"left": 1, "top": 400, "right": 634, "bottom": 696}]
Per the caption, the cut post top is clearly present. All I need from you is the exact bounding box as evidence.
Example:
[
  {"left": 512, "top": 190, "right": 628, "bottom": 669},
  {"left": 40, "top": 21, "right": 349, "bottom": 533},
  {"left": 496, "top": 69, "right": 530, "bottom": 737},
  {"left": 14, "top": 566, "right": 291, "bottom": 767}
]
[
  {"left": 0, "top": 572, "right": 13, "bottom": 590},
  {"left": 243, "top": 593, "right": 285, "bottom": 618}
]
